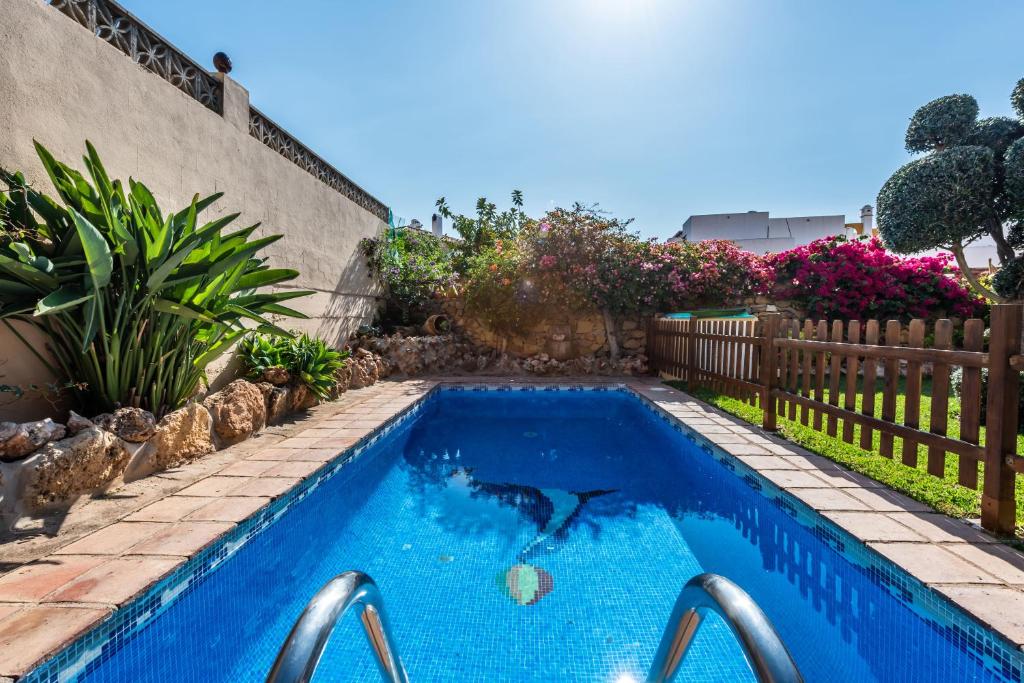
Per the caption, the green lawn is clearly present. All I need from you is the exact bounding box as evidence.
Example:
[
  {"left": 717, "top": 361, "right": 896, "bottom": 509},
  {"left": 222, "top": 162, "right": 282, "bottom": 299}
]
[{"left": 665, "top": 376, "right": 1024, "bottom": 535}]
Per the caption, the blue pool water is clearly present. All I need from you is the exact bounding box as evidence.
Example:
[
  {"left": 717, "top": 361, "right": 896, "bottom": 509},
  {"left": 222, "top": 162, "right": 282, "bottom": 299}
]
[{"left": 27, "top": 388, "right": 1024, "bottom": 682}]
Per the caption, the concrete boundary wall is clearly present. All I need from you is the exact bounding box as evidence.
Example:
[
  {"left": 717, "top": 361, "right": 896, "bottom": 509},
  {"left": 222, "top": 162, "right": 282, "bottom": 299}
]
[{"left": 0, "top": 0, "right": 388, "bottom": 420}]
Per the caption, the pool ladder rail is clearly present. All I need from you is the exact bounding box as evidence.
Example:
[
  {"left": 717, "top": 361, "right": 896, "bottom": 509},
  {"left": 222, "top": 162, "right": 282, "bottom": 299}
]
[
  {"left": 647, "top": 573, "right": 804, "bottom": 683},
  {"left": 265, "top": 571, "right": 409, "bottom": 683},
  {"left": 265, "top": 571, "right": 802, "bottom": 683}
]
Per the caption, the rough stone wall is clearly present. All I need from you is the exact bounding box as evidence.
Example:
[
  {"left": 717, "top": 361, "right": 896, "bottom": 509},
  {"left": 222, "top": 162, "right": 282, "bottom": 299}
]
[
  {"left": 442, "top": 298, "right": 646, "bottom": 359},
  {"left": 0, "top": 0, "right": 386, "bottom": 420}
]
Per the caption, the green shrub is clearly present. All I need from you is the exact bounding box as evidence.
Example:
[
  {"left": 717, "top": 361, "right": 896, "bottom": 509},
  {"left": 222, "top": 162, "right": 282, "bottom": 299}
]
[
  {"left": 0, "top": 141, "right": 310, "bottom": 417},
  {"left": 237, "top": 333, "right": 289, "bottom": 380},
  {"left": 238, "top": 332, "right": 346, "bottom": 399},
  {"left": 283, "top": 334, "right": 346, "bottom": 399},
  {"left": 359, "top": 227, "right": 456, "bottom": 325}
]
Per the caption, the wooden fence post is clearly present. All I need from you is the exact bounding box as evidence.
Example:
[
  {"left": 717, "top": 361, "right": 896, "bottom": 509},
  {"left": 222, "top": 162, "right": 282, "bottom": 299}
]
[
  {"left": 982, "top": 304, "right": 1023, "bottom": 535},
  {"left": 760, "top": 314, "right": 781, "bottom": 431},
  {"left": 686, "top": 319, "right": 698, "bottom": 391}
]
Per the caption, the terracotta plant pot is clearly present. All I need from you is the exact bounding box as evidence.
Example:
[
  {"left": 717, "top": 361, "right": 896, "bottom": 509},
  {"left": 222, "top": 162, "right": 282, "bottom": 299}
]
[{"left": 423, "top": 314, "right": 451, "bottom": 335}]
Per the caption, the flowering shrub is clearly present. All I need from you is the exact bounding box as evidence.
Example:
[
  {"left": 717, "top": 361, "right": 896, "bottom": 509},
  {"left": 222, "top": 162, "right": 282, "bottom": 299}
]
[
  {"left": 461, "top": 204, "right": 772, "bottom": 341},
  {"left": 766, "top": 235, "right": 984, "bottom": 320},
  {"left": 359, "top": 228, "right": 456, "bottom": 325}
]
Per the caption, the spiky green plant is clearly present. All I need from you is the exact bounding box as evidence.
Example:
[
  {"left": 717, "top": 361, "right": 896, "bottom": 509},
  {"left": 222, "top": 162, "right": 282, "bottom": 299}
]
[
  {"left": 281, "top": 334, "right": 346, "bottom": 399},
  {"left": 237, "top": 332, "right": 290, "bottom": 381},
  {"left": 0, "top": 141, "right": 311, "bottom": 416}
]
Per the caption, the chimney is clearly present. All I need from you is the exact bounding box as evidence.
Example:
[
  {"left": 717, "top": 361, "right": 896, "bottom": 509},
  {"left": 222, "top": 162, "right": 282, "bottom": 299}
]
[
  {"left": 431, "top": 213, "right": 443, "bottom": 237},
  {"left": 861, "top": 205, "right": 874, "bottom": 235}
]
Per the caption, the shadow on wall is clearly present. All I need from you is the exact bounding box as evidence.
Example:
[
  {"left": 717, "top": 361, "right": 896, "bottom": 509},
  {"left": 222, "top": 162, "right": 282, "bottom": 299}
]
[{"left": 0, "top": 322, "right": 66, "bottom": 423}]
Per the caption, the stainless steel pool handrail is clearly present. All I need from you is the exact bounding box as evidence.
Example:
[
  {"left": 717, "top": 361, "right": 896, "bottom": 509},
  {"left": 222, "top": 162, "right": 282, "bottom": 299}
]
[
  {"left": 646, "top": 573, "right": 803, "bottom": 683},
  {"left": 265, "top": 571, "right": 409, "bottom": 683}
]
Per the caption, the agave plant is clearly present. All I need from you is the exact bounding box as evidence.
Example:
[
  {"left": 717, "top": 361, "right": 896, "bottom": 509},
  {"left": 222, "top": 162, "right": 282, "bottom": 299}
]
[
  {"left": 281, "top": 334, "right": 346, "bottom": 399},
  {"left": 0, "top": 141, "right": 311, "bottom": 417}
]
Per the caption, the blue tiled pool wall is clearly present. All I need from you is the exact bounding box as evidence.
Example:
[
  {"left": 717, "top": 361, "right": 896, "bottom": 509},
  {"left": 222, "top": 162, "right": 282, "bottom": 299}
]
[
  {"left": 22, "top": 383, "right": 1024, "bottom": 683},
  {"left": 632, "top": 390, "right": 1024, "bottom": 683}
]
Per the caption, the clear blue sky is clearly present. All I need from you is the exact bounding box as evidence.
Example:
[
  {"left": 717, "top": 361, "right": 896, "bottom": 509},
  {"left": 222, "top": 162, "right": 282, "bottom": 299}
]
[{"left": 127, "top": 0, "right": 1024, "bottom": 239}]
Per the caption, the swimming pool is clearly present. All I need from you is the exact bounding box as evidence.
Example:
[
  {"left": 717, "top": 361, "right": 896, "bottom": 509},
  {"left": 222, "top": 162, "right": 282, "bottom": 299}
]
[{"left": 24, "top": 386, "right": 1024, "bottom": 682}]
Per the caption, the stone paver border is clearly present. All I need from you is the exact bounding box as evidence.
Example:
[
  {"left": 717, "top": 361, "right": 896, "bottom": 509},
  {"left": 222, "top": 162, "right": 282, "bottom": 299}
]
[{"left": 1, "top": 377, "right": 1023, "bottom": 679}]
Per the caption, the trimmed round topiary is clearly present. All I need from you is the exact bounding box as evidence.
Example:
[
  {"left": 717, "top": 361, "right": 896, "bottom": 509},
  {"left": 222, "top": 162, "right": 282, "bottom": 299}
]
[
  {"left": 965, "top": 116, "right": 1024, "bottom": 156},
  {"left": 993, "top": 254, "right": 1024, "bottom": 299},
  {"left": 1012, "top": 78, "right": 1024, "bottom": 120},
  {"left": 1006, "top": 137, "right": 1024, "bottom": 208},
  {"left": 877, "top": 146, "right": 995, "bottom": 253},
  {"left": 905, "top": 94, "right": 979, "bottom": 152}
]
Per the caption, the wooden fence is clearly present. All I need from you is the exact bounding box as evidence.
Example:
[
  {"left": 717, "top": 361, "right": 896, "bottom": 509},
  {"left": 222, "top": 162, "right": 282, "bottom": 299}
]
[{"left": 647, "top": 304, "right": 1024, "bottom": 535}]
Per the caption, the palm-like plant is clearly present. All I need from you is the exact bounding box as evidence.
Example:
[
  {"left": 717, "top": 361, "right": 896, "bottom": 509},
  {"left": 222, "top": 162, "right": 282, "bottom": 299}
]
[{"left": 0, "top": 141, "right": 311, "bottom": 417}]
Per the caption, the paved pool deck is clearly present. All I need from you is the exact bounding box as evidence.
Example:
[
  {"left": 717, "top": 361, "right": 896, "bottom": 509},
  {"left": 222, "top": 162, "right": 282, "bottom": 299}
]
[{"left": 1, "top": 376, "right": 1023, "bottom": 679}]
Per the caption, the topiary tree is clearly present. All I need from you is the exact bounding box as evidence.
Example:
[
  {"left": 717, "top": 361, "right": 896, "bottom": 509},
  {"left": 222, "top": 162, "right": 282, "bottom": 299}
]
[{"left": 877, "top": 80, "right": 1024, "bottom": 302}]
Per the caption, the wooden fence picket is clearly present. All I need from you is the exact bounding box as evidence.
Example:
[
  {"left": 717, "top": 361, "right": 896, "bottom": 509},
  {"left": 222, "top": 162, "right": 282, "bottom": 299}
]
[
  {"left": 827, "top": 320, "right": 843, "bottom": 437},
  {"left": 843, "top": 321, "right": 861, "bottom": 443},
  {"left": 959, "top": 319, "right": 984, "bottom": 489},
  {"left": 901, "top": 319, "right": 926, "bottom": 466},
  {"left": 927, "top": 320, "right": 953, "bottom": 478},
  {"left": 859, "top": 320, "right": 880, "bottom": 450},
  {"left": 880, "top": 320, "right": 901, "bottom": 459}
]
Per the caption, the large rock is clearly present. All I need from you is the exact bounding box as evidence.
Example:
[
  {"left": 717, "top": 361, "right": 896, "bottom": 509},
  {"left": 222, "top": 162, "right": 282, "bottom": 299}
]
[
  {"left": 267, "top": 386, "right": 291, "bottom": 424},
  {"left": 203, "top": 380, "right": 266, "bottom": 446},
  {"left": 65, "top": 411, "right": 94, "bottom": 436},
  {"left": 349, "top": 350, "right": 380, "bottom": 389},
  {"left": 0, "top": 419, "right": 66, "bottom": 462},
  {"left": 17, "top": 427, "right": 127, "bottom": 510},
  {"left": 95, "top": 407, "right": 157, "bottom": 443},
  {"left": 261, "top": 367, "right": 291, "bottom": 385},
  {"left": 129, "top": 403, "right": 215, "bottom": 479},
  {"left": 288, "top": 384, "right": 319, "bottom": 412}
]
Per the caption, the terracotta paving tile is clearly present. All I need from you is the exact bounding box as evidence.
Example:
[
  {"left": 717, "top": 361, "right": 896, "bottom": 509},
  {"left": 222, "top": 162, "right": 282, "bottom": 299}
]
[
  {"left": 883, "top": 512, "right": 996, "bottom": 545},
  {"left": 125, "top": 496, "right": 209, "bottom": 522},
  {"left": 293, "top": 427, "right": 337, "bottom": 438},
  {"left": 759, "top": 469, "right": 831, "bottom": 489},
  {"left": 0, "top": 556, "right": 105, "bottom": 602},
  {"left": 868, "top": 543, "right": 999, "bottom": 584},
  {"left": 720, "top": 442, "right": 772, "bottom": 456},
  {"left": 185, "top": 497, "right": 271, "bottom": 523},
  {"left": 288, "top": 447, "right": 346, "bottom": 462},
  {"left": 782, "top": 454, "right": 836, "bottom": 469},
  {"left": 788, "top": 487, "right": 872, "bottom": 511},
  {"left": 312, "top": 437, "right": 360, "bottom": 450},
  {"left": 0, "top": 605, "right": 111, "bottom": 677},
  {"left": 216, "top": 460, "right": 276, "bottom": 478},
  {"left": 45, "top": 557, "right": 181, "bottom": 605},
  {"left": 53, "top": 522, "right": 168, "bottom": 556},
  {"left": 843, "top": 487, "right": 931, "bottom": 513},
  {"left": 945, "top": 544, "right": 1024, "bottom": 585},
  {"left": 276, "top": 437, "right": 320, "bottom": 449},
  {"left": 734, "top": 455, "right": 799, "bottom": 470},
  {"left": 264, "top": 461, "right": 322, "bottom": 478},
  {"left": 230, "top": 477, "right": 300, "bottom": 499},
  {"left": 805, "top": 465, "right": 884, "bottom": 489},
  {"left": 933, "top": 586, "right": 1024, "bottom": 646},
  {"left": 176, "top": 476, "right": 253, "bottom": 497},
  {"left": 128, "top": 522, "right": 235, "bottom": 557},
  {"left": 331, "top": 428, "right": 373, "bottom": 438},
  {"left": 244, "top": 448, "right": 293, "bottom": 461},
  {"left": 822, "top": 512, "right": 927, "bottom": 542},
  {"left": 704, "top": 432, "right": 753, "bottom": 444}
]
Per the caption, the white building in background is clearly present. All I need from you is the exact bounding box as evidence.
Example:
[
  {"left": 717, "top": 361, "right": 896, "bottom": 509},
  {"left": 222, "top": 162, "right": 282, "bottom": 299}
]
[
  {"left": 669, "top": 205, "right": 999, "bottom": 269},
  {"left": 668, "top": 209, "right": 858, "bottom": 253}
]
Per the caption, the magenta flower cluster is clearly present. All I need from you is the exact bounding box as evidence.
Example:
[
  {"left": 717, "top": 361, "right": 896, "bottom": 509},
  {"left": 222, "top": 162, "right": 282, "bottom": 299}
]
[{"left": 765, "top": 235, "right": 984, "bottom": 320}]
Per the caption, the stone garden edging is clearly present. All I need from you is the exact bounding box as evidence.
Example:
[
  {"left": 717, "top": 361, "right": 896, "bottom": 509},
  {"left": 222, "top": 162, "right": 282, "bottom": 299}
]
[{"left": 0, "top": 349, "right": 391, "bottom": 531}]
